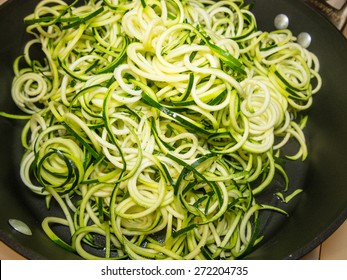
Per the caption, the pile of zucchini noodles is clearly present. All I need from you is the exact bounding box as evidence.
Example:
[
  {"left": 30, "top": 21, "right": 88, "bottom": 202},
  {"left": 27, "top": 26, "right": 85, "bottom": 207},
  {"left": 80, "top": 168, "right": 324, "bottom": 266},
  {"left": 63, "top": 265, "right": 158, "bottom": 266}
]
[{"left": 9, "top": 0, "right": 321, "bottom": 259}]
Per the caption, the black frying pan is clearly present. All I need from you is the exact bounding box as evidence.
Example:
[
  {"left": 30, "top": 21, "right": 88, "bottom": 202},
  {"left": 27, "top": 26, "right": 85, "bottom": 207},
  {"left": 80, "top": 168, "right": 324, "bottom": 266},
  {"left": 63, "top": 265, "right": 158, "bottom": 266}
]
[{"left": 0, "top": 0, "right": 346, "bottom": 260}]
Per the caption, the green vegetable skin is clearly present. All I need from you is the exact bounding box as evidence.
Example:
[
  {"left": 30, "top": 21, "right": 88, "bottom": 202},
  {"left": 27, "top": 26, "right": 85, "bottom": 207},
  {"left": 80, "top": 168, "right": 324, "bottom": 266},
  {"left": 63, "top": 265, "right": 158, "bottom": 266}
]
[{"left": 4, "top": 0, "right": 321, "bottom": 259}]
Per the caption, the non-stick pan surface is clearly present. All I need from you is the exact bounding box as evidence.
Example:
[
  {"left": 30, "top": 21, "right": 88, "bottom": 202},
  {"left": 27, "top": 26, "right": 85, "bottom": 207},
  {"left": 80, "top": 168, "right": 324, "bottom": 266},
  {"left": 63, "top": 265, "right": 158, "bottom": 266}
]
[{"left": 0, "top": 0, "right": 346, "bottom": 260}]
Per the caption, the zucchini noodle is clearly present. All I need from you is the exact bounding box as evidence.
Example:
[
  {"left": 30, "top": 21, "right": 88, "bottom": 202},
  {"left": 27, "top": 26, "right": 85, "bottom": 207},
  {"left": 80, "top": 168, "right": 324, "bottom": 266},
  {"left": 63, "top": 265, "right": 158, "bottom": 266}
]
[{"left": 5, "top": 0, "right": 321, "bottom": 259}]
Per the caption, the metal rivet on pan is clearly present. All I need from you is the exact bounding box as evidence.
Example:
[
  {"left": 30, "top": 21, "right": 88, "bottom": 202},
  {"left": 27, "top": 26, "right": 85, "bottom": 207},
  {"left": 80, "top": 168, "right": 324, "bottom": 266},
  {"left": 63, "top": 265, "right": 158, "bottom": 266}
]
[
  {"left": 297, "top": 32, "right": 312, "bottom": 48},
  {"left": 8, "top": 219, "right": 32, "bottom": 236},
  {"left": 274, "top": 14, "right": 289, "bottom": 29}
]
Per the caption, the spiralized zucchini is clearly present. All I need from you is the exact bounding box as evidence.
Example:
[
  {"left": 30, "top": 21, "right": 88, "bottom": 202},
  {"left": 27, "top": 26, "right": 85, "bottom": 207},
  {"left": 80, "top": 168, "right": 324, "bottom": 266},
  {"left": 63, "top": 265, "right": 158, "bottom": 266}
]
[{"left": 7, "top": 0, "right": 321, "bottom": 259}]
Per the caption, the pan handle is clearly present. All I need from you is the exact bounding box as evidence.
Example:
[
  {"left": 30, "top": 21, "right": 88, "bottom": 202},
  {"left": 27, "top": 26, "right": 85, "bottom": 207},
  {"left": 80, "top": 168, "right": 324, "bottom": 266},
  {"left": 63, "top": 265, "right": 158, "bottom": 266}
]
[{"left": 304, "top": 0, "right": 347, "bottom": 31}]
